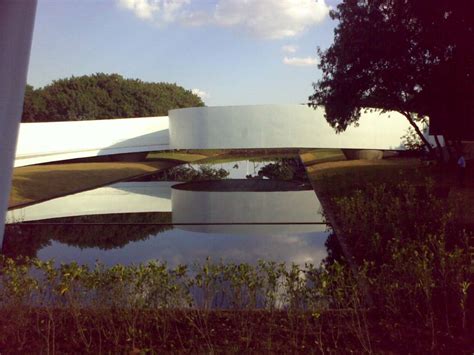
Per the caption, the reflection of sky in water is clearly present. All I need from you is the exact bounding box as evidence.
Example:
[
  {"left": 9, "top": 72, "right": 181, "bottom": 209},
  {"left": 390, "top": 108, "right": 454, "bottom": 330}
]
[{"left": 37, "top": 228, "right": 329, "bottom": 268}]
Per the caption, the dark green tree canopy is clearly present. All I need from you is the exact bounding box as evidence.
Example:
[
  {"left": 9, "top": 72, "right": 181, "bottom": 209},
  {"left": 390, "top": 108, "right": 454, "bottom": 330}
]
[
  {"left": 310, "top": 0, "right": 473, "bottom": 141},
  {"left": 22, "top": 73, "right": 204, "bottom": 122}
]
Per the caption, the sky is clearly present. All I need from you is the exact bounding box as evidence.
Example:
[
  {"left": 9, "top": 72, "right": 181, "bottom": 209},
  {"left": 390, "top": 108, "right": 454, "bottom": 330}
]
[{"left": 27, "top": 0, "right": 341, "bottom": 106}]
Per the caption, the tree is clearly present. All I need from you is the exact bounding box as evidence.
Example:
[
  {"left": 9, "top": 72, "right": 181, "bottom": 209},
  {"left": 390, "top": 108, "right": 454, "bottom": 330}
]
[
  {"left": 22, "top": 73, "right": 204, "bottom": 122},
  {"left": 3, "top": 213, "right": 173, "bottom": 259},
  {"left": 309, "top": 0, "right": 474, "bottom": 152}
]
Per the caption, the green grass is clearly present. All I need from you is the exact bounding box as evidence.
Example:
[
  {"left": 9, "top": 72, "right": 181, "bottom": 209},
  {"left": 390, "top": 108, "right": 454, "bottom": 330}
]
[
  {"left": 195, "top": 153, "right": 299, "bottom": 164},
  {"left": 299, "top": 148, "right": 346, "bottom": 165},
  {"left": 307, "top": 159, "right": 421, "bottom": 197},
  {"left": 300, "top": 153, "right": 474, "bottom": 224},
  {"left": 173, "top": 179, "right": 310, "bottom": 191},
  {"left": 148, "top": 148, "right": 302, "bottom": 164},
  {"left": 9, "top": 161, "right": 178, "bottom": 208},
  {"left": 146, "top": 151, "right": 211, "bottom": 162}
]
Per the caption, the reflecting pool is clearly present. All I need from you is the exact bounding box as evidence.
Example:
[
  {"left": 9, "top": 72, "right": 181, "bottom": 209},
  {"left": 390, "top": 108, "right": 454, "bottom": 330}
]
[{"left": 4, "top": 157, "right": 330, "bottom": 267}]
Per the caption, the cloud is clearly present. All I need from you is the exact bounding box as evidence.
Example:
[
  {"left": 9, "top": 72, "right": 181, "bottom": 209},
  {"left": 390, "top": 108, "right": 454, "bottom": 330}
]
[
  {"left": 180, "top": 10, "right": 211, "bottom": 26},
  {"left": 118, "top": 0, "right": 330, "bottom": 39},
  {"left": 213, "top": 0, "right": 330, "bottom": 39},
  {"left": 192, "top": 88, "right": 210, "bottom": 100},
  {"left": 283, "top": 56, "right": 318, "bottom": 67},
  {"left": 282, "top": 45, "right": 298, "bottom": 53},
  {"left": 118, "top": 0, "right": 190, "bottom": 23}
]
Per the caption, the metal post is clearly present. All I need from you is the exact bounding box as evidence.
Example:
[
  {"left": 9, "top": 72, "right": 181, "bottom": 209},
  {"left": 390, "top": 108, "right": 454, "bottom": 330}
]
[{"left": 0, "top": 0, "right": 37, "bottom": 245}]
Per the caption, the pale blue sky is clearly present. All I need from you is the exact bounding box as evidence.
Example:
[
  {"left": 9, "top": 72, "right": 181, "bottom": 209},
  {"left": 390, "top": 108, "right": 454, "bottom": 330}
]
[{"left": 27, "top": 0, "right": 341, "bottom": 106}]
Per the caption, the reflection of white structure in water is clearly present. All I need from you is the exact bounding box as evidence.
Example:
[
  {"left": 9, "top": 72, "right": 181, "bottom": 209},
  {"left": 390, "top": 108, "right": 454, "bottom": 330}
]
[
  {"left": 8, "top": 179, "right": 329, "bottom": 267},
  {"left": 6, "top": 180, "right": 325, "bottom": 235},
  {"left": 6, "top": 182, "right": 174, "bottom": 223},
  {"left": 172, "top": 186, "right": 325, "bottom": 234}
]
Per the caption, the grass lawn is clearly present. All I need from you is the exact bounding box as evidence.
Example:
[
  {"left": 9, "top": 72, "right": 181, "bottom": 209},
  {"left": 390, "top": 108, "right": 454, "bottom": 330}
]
[
  {"left": 173, "top": 179, "right": 310, "bottom": 191},
  {"left": 299, "top": 148, "right": 346, "bottom": 165},
  {"left": 9, "top": 161, "right": 178, "bottom": 208},
  {"left": 146, "top": 150, "right": 213, "bottom": 162},
  {"left": 148, "top": 148, "right": 302, "bottom": 164},
  {"left": 300, "top": 150, "right": 474, "bottom": 224}
]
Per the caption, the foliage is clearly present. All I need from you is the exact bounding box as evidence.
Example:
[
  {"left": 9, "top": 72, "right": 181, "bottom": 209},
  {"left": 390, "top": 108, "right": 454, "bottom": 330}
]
[
  {"left": 309, "top": 0, "right": 473, "bottom": 146},
  {"left": 0, "top": 236, "right": 470, "bottom": 352},
  {"left": 3, "top": 213, "right": 172, "bottom": 259},
  {"left": 253, "top": 158, "right": 308, "bottom": 182},
  {"left": 0, "top": 256, "right": 377, "bottom": 352},
  {"left": 331, "top": 178, "right": 472, "bottom": 350},
  {"left": 137, "top": 164, "right": 230, "bottom": 181},
  {"left": 22, "top": 73, "right": 204, "bottom": 122},
  {"left": 401, "top": 126, "right": 426, "bottom": 152},
  {"left": 401, "top": 116, "right": 429, "bottom": 152}
]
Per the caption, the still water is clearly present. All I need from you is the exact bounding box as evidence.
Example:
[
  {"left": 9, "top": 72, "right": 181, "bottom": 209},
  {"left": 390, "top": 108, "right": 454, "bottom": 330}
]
[{"left": 4, "top": 158, "right": 330, "bottom": 267}]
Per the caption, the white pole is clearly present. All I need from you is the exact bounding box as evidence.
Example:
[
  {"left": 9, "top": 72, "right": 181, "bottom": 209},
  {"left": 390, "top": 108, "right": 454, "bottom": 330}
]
[{"left": 0, "top": 0, "right": 37, "bottom": 245}]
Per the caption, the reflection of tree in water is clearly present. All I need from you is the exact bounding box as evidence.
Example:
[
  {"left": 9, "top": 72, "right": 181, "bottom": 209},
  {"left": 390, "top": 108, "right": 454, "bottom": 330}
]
[
  {"left": 3, "top": 212, "right": 172, "bottom": 260},
  {"left": 249, "top": 158, "right": 309, "bottom": 183},
  {"left": 322, "top": 231, "right": 345, "bottom": 267},
  {"left": 134, "top": 165, "right": 229, "bottom": 182}
]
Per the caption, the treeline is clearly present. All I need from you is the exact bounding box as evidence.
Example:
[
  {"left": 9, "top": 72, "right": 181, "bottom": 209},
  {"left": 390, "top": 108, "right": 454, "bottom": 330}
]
[{"left": 22, "top": 73, "right": 204, "bottom": 122}]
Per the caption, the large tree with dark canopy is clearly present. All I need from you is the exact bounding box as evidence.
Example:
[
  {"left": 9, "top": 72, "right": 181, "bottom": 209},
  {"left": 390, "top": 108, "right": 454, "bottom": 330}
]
[
  {"left": 22, "top": 73, "right": 204, "bottom": 122},
  {"left": 309, "top": 0, "right": 474, "bottom": 150}
]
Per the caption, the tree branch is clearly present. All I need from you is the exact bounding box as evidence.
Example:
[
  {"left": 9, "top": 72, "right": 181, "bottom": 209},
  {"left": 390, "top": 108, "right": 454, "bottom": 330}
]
[{"left": 401, "top": 111, "right": 434, "bottom": 155}]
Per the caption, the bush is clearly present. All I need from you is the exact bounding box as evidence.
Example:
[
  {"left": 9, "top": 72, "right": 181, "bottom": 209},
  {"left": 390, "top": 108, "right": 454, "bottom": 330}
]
[{"left": 332, "top": 178, "right": 472, "bottom": 351}]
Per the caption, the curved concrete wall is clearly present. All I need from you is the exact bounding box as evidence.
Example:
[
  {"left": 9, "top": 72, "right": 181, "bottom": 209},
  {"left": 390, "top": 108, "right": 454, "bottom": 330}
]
[
  {"left": 14, "top": 116, "right": 169, "bottom": 167},
  {"left": 169, "top": 105, "right": 415, "bottom": 150},
  {"left": 14, "top": 104, "right": 435, "bottom": 167}
]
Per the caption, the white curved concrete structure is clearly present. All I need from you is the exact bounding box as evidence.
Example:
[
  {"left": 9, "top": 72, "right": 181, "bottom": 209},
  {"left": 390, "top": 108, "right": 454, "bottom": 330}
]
[
  {"left": 14, "top": 116, "right": 169, "bottom": 167},
  {"left": 14, "top": 104, "right": 431, "bottom": 168},
  {"left": 169, "top": 105, "right": 415, "bottom": 150}
]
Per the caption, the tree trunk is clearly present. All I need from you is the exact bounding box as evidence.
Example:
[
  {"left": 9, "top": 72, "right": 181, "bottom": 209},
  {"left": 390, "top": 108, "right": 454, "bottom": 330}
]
[
  {"left": 434, "top": 135, "right": 444, "bottom": 162},
  {"left": 441, "top": 135, "right": 456, "bottom": 161},
  {"left": 401, "top": 111, "right": 435, "bottom": 156}
]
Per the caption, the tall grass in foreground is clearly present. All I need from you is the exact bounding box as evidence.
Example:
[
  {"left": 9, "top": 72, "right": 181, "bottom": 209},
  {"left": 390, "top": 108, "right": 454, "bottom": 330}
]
[
  {"left": 0, "top": 245, "right": 471, "bottom": 352},
  {"left": 0, "top": 257, "right": 373, "bottom": 353}
]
